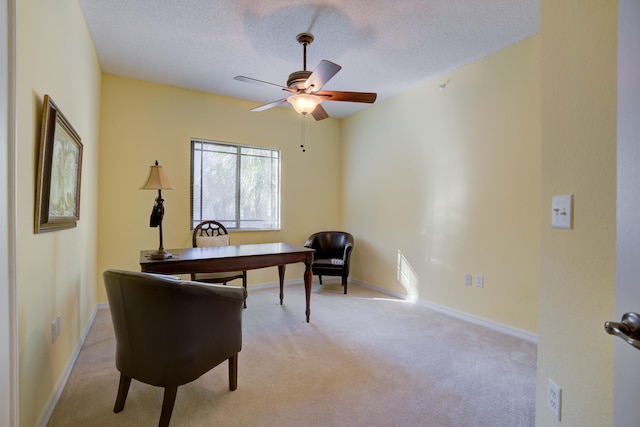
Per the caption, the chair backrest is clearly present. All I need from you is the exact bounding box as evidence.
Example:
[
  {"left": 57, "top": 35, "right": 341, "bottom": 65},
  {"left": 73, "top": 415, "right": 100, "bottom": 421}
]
[
  {"left": 193, "top": 220, "right": 230, "bottom": 248},
  {"left": 103, "top": 269, "right": 245, "bottom": 387},
  {"left": 307, "top": 231, "right": 354, "bottom": 259}
]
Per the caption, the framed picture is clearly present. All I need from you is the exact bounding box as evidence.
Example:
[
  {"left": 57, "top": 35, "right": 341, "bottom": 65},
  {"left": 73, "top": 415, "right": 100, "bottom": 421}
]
[{"left": 35, "top": 95, "right": 83, "bottom": 233}]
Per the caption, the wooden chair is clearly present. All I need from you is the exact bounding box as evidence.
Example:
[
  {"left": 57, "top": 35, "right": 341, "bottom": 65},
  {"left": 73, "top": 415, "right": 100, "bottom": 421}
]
[
  {"left": 103, "top": 269, "right": 246, "bottom": 427},
  {"left": 192, "top": 220, "right": 248, "bottom": 307},
  {"left": 304, "top": 231, "right": 354, "bottom": 294}
]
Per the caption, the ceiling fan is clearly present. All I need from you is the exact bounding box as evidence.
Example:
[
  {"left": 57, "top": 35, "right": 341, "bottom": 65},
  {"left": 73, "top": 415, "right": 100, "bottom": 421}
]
[{"left": 234, "top": 33, "right": 377, "bottom": 121}]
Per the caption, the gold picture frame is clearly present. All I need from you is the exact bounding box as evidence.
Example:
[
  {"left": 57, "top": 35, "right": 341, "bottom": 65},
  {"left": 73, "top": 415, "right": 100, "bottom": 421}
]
[{"left": 35, "top": 95, "right": 83, "bottom": 233}]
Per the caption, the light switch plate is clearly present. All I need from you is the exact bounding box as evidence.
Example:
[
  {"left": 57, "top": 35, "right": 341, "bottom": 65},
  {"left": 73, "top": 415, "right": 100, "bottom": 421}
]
[{"left": 552, "top": 194, "right": 573, "bottom": 229}]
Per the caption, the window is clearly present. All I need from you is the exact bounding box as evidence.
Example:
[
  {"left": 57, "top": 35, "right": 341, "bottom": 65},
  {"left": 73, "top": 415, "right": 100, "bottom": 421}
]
[{"left": 191, "top": 139, "right": 281, "bottom": 231}]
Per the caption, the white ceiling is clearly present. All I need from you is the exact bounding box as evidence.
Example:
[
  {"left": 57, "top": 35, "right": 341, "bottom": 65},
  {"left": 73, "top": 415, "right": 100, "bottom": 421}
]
[{"left": 77, "top": 0, "right": 539, "bottom": 119}]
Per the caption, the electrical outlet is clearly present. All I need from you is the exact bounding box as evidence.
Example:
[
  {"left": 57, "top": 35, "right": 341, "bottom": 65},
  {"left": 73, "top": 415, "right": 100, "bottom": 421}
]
[
  {"left": 465, "top": 274, "right": 472, "bottom": 286},
  {"left": 475, "top": 275, "right": 484, "bottom": 288},
  {"left": 547, "top": 378, "right": 561, "bottom": 421},
  {"left": 51, "top": 315, "right": 62, "bottom": 343},
  {"left": 51, "top": 320, "right": 57, "bottom": 343}
]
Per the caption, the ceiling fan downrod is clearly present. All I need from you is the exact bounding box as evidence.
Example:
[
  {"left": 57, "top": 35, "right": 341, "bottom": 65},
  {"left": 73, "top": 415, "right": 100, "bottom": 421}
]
[
  {"left": 287, "top": 33, "right": 315, "bottom": 89},
  {"left": 297, "top": 32, "right": 314, "bottom": 71}
]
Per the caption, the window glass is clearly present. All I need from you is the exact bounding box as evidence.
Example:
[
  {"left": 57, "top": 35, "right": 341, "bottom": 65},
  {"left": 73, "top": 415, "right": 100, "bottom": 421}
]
[{"left": 191, "top": 139, "right": 281, "bottom": 230}]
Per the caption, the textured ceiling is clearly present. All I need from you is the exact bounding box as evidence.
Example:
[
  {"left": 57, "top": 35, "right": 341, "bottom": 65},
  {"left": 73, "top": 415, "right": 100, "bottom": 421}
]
[{"left": 78, "top": 0, "right": 539, "bottom": 119}]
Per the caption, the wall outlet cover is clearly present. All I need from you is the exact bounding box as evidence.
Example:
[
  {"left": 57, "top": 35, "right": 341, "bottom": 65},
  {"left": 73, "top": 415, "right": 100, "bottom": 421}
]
[{"left": 547, "top": 378, "right": 561, "bottom": 421}]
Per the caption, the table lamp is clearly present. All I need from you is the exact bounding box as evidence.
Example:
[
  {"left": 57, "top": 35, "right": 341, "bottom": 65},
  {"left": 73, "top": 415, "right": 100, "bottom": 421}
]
[{"left": 141, "top": 160, "right": 175, "bottom": 259}]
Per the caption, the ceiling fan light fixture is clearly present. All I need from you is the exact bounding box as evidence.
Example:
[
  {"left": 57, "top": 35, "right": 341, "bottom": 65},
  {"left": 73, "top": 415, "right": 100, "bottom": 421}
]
[{"left": 287, "top": 93, "right": 321, "bottom": 115}]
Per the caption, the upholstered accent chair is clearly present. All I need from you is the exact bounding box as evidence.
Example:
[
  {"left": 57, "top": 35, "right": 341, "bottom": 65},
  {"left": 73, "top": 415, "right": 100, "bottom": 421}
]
[
  {"left": 192, "top": 220, "right": 248, "bottom": 308},
  {"left": 304, "top": 231, "right": 354, "bottom": 294},
  {"left": 103, "top": 269, "right": 246, "bottom": 427}
]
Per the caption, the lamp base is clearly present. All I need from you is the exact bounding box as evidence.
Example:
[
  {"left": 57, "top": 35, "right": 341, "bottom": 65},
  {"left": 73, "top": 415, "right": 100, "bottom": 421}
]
[{"left": 145, "top": 248, "right": 174, "bottom": 260}]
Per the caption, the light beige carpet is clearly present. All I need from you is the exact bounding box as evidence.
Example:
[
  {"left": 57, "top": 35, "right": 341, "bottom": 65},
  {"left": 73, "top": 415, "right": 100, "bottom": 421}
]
[{"left": 47, "top": 281, "right": 536, "bottom": 427}]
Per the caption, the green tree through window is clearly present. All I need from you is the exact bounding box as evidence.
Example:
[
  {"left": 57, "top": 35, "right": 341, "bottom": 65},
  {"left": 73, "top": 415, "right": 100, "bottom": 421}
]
[{"left": 191, "top": 139, "right": 280, "bottom": 230}]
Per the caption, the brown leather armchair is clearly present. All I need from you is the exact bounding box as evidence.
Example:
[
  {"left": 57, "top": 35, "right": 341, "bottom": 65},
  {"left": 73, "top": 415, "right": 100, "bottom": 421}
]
[
  {"left": 304, "top": 231, "right": 354, "bottom": 294},
  {"left": 192, "top": 220, "right": 248, "bottom": 308},
  {"left": 103, "top": 269, "right": 246, "bottom": 427}
]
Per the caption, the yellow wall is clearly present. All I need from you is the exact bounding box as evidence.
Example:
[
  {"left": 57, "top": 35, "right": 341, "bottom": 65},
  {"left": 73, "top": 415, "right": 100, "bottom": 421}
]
[
  {"left": 342, "top": 36, "right": 541, "bottom": 334},
  {"left": 14, "top": 1, "right": 619, "bottom": 425},
  {"left": 15, "top": 0, "right": 101, "bottom": 425},
  {"left": 536, "top": 1, "right": 617, "bottom": 426},
  {"left": 97, "top": 75, "right": 342, "bottom": 301}
]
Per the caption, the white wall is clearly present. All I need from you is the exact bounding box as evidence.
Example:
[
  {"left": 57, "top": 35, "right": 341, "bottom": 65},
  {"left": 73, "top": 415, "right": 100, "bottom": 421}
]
[{"left": 0, "top": 0, "right": 17, "bottom": 424}]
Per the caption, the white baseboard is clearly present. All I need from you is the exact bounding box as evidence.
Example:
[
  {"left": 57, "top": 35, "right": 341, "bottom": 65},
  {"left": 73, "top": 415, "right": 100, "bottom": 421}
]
[
  {"left": 351, "top": 278, "right": 538, "bottom": 344},
  {"left": 36, "top": 303, "right": 107, "bottom": 427}
]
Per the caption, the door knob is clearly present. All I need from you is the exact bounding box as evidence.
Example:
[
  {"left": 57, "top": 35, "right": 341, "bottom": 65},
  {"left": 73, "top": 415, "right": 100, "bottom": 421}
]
[{"left": 604, "top": 312, "right": 640, "bottom": 350}]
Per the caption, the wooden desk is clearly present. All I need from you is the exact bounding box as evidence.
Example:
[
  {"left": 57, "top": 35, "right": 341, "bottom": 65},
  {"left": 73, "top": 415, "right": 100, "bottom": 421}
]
[{"left": 140, "top": 242, "right": 316, "bottom": 322}]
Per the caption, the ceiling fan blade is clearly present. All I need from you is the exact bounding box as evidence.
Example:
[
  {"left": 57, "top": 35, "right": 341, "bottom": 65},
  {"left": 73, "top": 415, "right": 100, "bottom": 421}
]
[
  {"left": 315, "top": 90, "right": 377, "bottom": 104},
  {"left": 250, "top": 98, "right": 288, "bottom": 112},
  {"left": 234, "top": 76, "right": 296, "bottom": 93},
  {"left": 304, "top": 60, "right": 342, "bottom": 93},
  {"left": 311, "top": 104, "right": 329, "bottom": 121}
]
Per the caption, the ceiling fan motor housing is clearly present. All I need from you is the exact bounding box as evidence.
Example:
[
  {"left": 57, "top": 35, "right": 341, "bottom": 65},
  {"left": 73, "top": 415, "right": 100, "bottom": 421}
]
[{"left": 287, "top": 70, "right": 312, "bottom": 90}]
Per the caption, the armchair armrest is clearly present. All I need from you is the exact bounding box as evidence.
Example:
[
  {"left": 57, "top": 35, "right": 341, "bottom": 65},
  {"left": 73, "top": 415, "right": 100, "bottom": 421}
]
[
  {"left": 343, "top": 242, "right": 354, "bottom": 262},
  {"left": 178, "top": 279, "right": 247, "bottom": 303}
]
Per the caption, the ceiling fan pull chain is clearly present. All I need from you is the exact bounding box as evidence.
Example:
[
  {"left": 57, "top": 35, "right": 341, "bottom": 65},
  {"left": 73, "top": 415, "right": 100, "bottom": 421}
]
[{"left": 300, "top": 115, "right": 306, "bottom": 152}]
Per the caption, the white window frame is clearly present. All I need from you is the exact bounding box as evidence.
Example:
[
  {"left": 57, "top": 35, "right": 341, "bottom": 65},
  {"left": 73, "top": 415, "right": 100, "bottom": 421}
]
[{"left": 190, "top": 139, "right": 281, "bottom": 231}]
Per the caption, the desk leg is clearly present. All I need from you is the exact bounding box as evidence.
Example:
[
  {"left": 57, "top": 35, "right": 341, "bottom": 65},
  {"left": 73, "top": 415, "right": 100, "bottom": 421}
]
[
  {"left": 304, "top": 259, "right": 312, "bottom": 322},
  {"left": 278, "top": 265, "right": 286, "bottom": 305}
]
